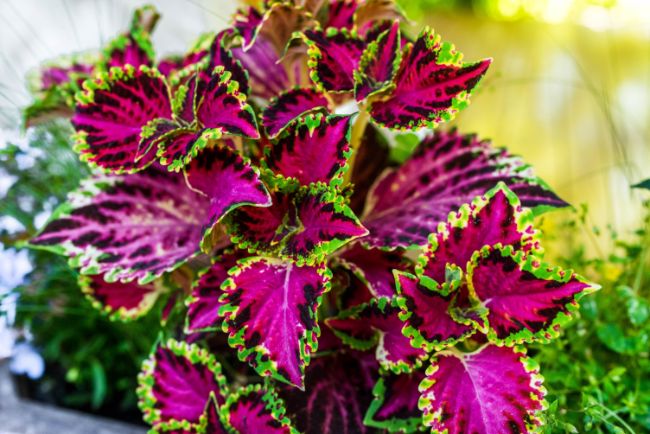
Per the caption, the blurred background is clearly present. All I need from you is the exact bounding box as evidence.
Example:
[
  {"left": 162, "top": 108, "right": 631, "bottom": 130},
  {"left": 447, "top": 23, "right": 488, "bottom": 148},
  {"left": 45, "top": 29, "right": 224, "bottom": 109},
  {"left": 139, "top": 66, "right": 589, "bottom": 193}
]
[{"left": 0, "top": 0, "right": 649, "bottom": 431}]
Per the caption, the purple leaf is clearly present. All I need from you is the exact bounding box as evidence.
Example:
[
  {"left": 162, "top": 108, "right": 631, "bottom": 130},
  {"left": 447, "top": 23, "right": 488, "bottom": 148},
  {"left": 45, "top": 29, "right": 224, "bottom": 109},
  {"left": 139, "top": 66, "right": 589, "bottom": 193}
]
[
  {"left": 304, "top": 28, "right": 366, "bottom": 92},
  {"left": 155, "top": 128, "right": 210, "bottom": 171},
  {"left": 368, "top": 28, "right": 491, "bottom": 130},
  {"left": 280, "top": 352, "right": 379, "bottom": 434},
  {"left": 204, "top": 394, "right": 229, "bottom": 434},
  {"left": 137, "top": 339, "right": 227, "bottom": 431},
  {"left": 195, "top": 68, "right": 259, "bottom": 139},
  {"left": 80, "top": 274, "right": 166, "bottom": 321},
  {"left": 355, "top": 20, "right": 401, "bottom": 101},
  {"left": 228, "top": 190, "right": 293, "bottom": 252},
  {"left": 72, "top": 65, "right": 172, "bottom": 173},
  {"left": 231, "top": 37, "right": 290, "bottom": 99},
  {"left": 467, "top": 246, "right": 598, "bottom": 344},
  {"left": 30, "top": 169, "right": 209, "bottom": 284},
  {"left": 419, "top": 344, "right": 546, "bottom": 434},
  {"left": 185, "top": 251, "right": 244, "bottom": 333},
  {"left": 395, "top": 272, "right": 475, "bottom": 352},
  {"left": 40, "top": 62, "right": 93, "bottom": 89},
  {"left": 331, "top": 265, "right": 374, "bottom": 311},
  {"left": 328, "top": 298, "right": 427, "bottom": 373},
  {"left": 323, "top": 0, "right": 358, "bottom": 29},
  {"left": 337, "top": 243, "right": 412, "bottom": 298},
  {"left": 362, "top": 130, "right": 566, "bottom": 249},
  {"left": 282, "top": 185, "right": 368, "bottom": 262},
  {"left": 229, "top": 186, "right": 367, "bottom": 264},
  {"left": 264, "top": 114, "right": 353, "bottom": 187},
  {"left": 184, "top": 145, "right": 272, "bottom": 249},
  {"left": 219, "top": 257, "right": 330, "bottom": 389},
  {"left": 232, "top": 6, "right": 263, "bottom": 46},
  {"left": 364, "top": 371, "right": 425, "bottom": 433},
  {"left": 224, "top": 385, "right": 295, "bottom": 433},
  {"left": 417, "top": 184, "right": 539, "bottom": 292},
  {"left": 102, "top": 29, "right": 155, "bottom": 70},
  {"left": 208, "top": 31, "right": 250, "bottom": 96},
  {"left": 262, "top": 87, "right": 330, "bottom": 138}
]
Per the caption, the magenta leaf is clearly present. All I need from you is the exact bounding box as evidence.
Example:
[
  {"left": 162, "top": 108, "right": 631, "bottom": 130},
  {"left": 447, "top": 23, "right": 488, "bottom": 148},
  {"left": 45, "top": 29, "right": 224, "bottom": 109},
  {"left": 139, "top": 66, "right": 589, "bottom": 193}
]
[
  {"left": 337, "top": 243, "right": 412, "bottom": 298},
  {"left": 137, "top": 339, "right": 227, "bottom": 431},
  {"left": 323, "top": 0, "right": 358, "bottom": 29},
  {"left": 395, "top": 272, "right": 475, "bottom": 352},
  {"left": 219, "top": 257, "right": 331, "bottom": 388},
  {"left": 364, "top": 371, "right": 425, "bottom": 433},
  {"left": 185, "top": 251, "right": 244, "bottom": 333},
  {"left": 467, "top": 246, "right": 598, "bottom": 345},
  {"left": 354, "top": 20, "right": 401, "bottom": 101},
  {"left": 228, "top": 190, "right": 293, "bottom": 252},
  {"left": 282, "top": 185, "right": 368, "bottom": 262},
  {"left": 262, "top": 87, "right": 330, "bottom": 138},
  {"left": 419, "top": 345, "right": 546, "bottom": 434},
  {"left": 204, "top": 394, "right": 229, "bottom": 434},
  {"left": 208, "top": 31, "right": 250, "bottom": 97},
  {"left": 80, "top": 273, "right": 167, "bottom": 321},
  {"left": 231, "top": 37, "right": 290, "bottom": 99},
  {"left": 230, "top": 185, "right": 367, "bottom": 264},
  {"left": 417, "top": 184, "right": 539, "bottom": 293},
  {"left": 72, "top": 65, "right": 172, "bottom": 173},
  {"left": 223, "top": 384, "right": 296, "bottom": 433},
  {"left": 280, "top": 352, "right": 379, "bottom": 434},
  {"left": 195, "top": 68, "right": 259, "bottom": 139},
  {"left": 184, "top": 145, "right": 272, "bottom": 250},
  {"left": 328, "top": 297, "right": 427, "bottom": 373},
  {"left": 30, "top": 169, "right": 209, "bottom": 284},
  {"left": 102, "top": 28, "right": 155, "bottom": 70},
  {"left": 362, "top": 130, "right": 566, "bottom": 249},
  {"left": 304, "top": 28, "right": 366, "bottom": 92},
  {"left": 264, "top": 113, "right": 353, "bottom": 187},
  {"left": 368, "top": 28, "right": 491, "bottom": 130}
]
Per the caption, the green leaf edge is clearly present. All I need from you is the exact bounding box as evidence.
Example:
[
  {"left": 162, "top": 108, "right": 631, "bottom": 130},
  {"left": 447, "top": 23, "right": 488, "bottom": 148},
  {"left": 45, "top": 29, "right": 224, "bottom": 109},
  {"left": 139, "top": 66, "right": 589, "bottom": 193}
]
[
  {"left": 218, "top": 256, "right": 333, "bottom": 389},
  {"left": 136, "top": 338, "right": 228, "bottom": 431}
]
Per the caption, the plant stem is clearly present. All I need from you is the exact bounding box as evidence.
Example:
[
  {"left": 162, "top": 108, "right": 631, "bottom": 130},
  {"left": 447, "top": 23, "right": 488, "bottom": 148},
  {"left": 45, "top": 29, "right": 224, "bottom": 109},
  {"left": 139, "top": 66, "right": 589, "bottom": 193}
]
[{"left": 343, "top": 107, "right": 370, "bottom": 186}]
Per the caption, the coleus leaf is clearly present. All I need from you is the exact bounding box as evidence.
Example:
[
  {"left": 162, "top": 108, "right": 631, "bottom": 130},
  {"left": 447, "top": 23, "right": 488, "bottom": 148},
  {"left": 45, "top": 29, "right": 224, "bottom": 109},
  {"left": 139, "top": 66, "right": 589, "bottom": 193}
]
[
  {"left": 208, "top": 31, "right": 250, "bottom": 97},
  {"left": 368, "top": 28, "right": 491, "bottom": 130},
  {"left": 102, "top": 27, "right": 155, "bottom": 70},
  {"left": 79, "top": 273, "right": 167, "bottom": 321},
  {"left": 304, "top": 28, "right": 366, "bottom": 93},
  {"left": 419, "top": 344, "right": 546, "bottom": 434},
  {"left": 354, "top": 20, "right": 401, "bottom": 101},
  {"left": 264, "top": 113, "right": 353, "bottom": 187},
  {"left": 137, "top": 339, "right": 227, "bottom": 431},
  {"left": 280, "top": 351, "right": 379, "bottom": 434},
  {"left": 246, "top": 2, "right": 317, "bottom": 54},
  {"left": 395, "top": 272, "right": 475, "bottom": 353},
  {"left": 185, "top": 251, "right": 244, "bottom": 333},
  {"left": 231, "top": 37, "right": 290, "bottom": 99},
  {"left": 232, "top": 6, "right": 264, "bottom": 46},
  {"left": 417, "top": 184, "right": 539, "bottom": 293},
  {"left": 194, "top": 68, "right": 259, "bottom": 139},
  {"left": 72, "top": 65, "right": 172, "bottom": 173},
  {"left": 336, "top": 243, "right": 412, "bottom": 298},
  {"left": 331, "top": 265, "right": 373, "bottom": 311},
  {"left": 222, "top": 384, "right": 296, "bottom": 433},
  {"left": 229, "top": 185, "right": 367, "bottom": 264},
  {"left": 362, "top": 129, "right": 567, "bottom": 249},
  {"left": 184, "top": 145, "right": 272, "bottom": 250},
  {"left": 262, "top": 87, "right": 330, "bottom": 138},
  {"left": 30, "top": 169, "right": 208, "bottom": 284},
  {"left": 327, "top": 297, "right": 427, "bottom": 373},
  {"left": 219, "top": 257, "right": 331, "bottom": 388},
  {"left": 465, "top": 245, "right": 598, "bottom": 345},
  {"left": 323, "top": 0, "right": 358, "bottom": 29},
  {"left": 364, "top": 370, "right": 425, "bottom": 433}
]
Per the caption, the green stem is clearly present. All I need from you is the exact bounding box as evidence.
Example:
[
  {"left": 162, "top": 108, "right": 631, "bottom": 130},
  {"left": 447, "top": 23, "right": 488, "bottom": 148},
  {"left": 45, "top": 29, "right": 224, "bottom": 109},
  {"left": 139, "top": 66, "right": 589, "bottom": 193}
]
[{"left": 343, "top": 107, "right": 370, "bottom": 186}]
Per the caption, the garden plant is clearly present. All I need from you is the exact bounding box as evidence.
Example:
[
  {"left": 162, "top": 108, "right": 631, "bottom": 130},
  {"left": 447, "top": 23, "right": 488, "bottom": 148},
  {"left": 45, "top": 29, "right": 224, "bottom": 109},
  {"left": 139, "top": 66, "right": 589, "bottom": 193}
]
[{"left": 18, "top": 1, "right": 603, "bottom": 432}]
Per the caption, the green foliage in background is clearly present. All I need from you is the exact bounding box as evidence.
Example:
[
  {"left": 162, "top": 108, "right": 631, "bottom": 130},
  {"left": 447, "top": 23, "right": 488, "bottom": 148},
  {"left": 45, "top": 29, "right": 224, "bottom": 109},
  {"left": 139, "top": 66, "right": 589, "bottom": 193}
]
[
  {"left": 0, "top": 122, "right": 159, "bottom": 420},
  {"left": 536, "top": 200, "right": 650, "bottom": 433}
]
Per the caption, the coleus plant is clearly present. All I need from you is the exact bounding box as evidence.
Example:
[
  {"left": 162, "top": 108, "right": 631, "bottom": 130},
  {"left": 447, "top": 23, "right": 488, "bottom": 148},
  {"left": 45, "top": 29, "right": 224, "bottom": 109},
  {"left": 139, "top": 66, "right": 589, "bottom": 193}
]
[{"left": 25, "top": 1, "right": 599, "bottom": 433}]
